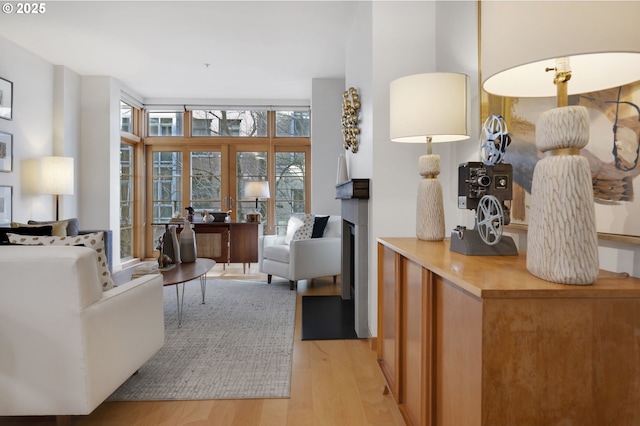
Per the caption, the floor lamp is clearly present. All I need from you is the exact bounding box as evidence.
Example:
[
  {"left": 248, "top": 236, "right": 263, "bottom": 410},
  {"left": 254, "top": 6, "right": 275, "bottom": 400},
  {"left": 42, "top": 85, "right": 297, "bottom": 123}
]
[
  {"left": 244, "top": 181, "right": 270, "bottom": 223},
  {"left": 481, "top": 1, "right": 640, "bottom": 284},
  {"left": 390, "top": 72, "right": 470, "bottom": 241},
  {"left": 41, "top": 156, "right": 74, "bottom": 221}
]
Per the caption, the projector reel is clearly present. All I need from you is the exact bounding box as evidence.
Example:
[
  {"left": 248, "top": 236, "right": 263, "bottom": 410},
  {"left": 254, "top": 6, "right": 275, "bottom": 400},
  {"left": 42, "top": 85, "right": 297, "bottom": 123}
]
[{"left": 476, "top": 194, "right": 504, "bottom": 246}]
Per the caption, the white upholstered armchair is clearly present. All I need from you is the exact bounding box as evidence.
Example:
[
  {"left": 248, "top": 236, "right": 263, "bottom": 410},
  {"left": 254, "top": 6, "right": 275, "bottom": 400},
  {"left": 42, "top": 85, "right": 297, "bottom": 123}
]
[{"left": 258, "top": 214, "right": 342, "bottom": 290}]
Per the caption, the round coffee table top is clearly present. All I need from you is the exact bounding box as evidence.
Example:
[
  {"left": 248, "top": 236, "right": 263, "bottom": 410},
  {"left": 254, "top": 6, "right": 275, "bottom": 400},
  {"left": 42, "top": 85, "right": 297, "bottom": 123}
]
[{"left": 113, "top": 258, "right": 216, "bottom": 286}]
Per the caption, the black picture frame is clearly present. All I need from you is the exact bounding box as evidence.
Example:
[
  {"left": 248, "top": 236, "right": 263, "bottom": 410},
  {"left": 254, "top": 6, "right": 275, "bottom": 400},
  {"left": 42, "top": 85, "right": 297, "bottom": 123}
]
[
  {"left": 0, "top": 185, "right": 12, "bottom": 226},
  {"left": 0, "top": 77, "right": 13, "bottom": 120},
  {"left": 0, "top": 132, "right": 12, "bottom": 173}
]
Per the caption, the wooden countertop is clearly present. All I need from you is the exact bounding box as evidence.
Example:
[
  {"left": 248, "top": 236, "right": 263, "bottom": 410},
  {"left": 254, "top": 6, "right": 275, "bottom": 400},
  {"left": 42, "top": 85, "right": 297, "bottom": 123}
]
[{"left": 377, "top": 237, "right": 640, "bottom": 299}]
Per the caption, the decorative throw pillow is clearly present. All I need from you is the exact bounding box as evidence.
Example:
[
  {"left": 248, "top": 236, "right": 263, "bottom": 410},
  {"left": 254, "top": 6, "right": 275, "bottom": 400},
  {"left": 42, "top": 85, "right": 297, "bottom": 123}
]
[
  {"left": 28, "top": 218, "right": 79, "bottom": 236},
  {"left": 292, "top": 214, "right": 315, "bottom": 241},
  {"left": 12, "top": 220, "right": 68, "bottom": 237},
  {"left": 7, "top": 231, "right": 114, "bottom": 291},
  {"left": 311, "top": 215, "right": 330, "bottom": 238},
  {"left": 0, "top": 225, "right": 53, "bottom": 245},
  {"left": 285, "top": 215, "right": 303, "bottom": 245}
]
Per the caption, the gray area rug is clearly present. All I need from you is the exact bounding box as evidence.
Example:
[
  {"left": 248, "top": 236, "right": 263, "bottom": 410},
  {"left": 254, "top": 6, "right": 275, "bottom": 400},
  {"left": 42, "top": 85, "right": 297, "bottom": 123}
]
[{"left": 108, "top": 278, "right": 296, "bottom": 401}]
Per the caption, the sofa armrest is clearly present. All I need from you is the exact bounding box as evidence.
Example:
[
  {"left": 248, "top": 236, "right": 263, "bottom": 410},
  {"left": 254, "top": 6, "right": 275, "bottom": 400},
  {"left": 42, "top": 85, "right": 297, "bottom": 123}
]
[
  {"left": 82, "top": 273, "right": 164, "bottom": 407},
  {"left": 289, "top": 237, "right": 342, "bottom": 281},
  {"left": 79, "top": 229, "right": 113, "bottom": 273}
]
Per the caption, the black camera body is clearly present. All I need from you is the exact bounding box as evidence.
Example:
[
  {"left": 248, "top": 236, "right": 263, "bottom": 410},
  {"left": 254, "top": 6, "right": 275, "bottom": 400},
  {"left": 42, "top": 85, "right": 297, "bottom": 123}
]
[{"left": 457, "top": 162, "right": 513, "bottom": 211}]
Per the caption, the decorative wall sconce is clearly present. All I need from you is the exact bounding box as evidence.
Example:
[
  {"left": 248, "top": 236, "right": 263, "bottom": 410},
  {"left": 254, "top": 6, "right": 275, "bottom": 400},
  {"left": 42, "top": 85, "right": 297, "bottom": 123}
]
[{"left": 342, "top": 87, "right": 361, "bottom": 153}]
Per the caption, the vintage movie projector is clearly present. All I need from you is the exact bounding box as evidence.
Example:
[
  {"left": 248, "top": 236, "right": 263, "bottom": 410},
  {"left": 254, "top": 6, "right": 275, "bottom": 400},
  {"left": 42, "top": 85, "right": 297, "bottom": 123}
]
[{"left": 450, "top": 115, "right": 518, "bottom": 256}]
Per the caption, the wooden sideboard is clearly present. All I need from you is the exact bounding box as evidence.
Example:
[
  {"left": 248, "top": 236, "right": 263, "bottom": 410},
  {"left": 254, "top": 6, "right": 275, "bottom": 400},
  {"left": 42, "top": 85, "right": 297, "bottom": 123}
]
[
  {"left": 377, "top": 237, "right": 640, "bottom": 426},
  {"left": 165, "top": 222, "right": 259, "bottom": 272}
]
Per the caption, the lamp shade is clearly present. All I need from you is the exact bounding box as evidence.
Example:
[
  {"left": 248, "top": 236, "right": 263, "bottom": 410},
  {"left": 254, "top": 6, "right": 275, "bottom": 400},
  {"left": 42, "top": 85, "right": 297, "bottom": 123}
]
[
  {"left": 390, "top": 72, "right": 470, "bottom": 143},
  {"left": 41, "top": 156, "right": 74, "bottom": 195},
  {"left": 481, "top": 1, "right": 640, "bottom": 97},
  {"left": 244, "top": 181, "right": 270, "bottom": 199}
]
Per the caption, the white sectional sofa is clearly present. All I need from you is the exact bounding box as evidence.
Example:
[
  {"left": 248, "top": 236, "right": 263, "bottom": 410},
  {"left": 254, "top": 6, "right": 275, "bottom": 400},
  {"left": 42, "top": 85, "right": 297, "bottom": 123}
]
[{"left": 0, "top": 245, "right": 164, "bottom": 418}]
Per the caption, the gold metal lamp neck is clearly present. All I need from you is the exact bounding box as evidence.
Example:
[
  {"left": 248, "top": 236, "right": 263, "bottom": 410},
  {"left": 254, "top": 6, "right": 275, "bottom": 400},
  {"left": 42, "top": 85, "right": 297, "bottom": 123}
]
[{"left": 545, "top": 58, "right": 572, "bottom": 107}]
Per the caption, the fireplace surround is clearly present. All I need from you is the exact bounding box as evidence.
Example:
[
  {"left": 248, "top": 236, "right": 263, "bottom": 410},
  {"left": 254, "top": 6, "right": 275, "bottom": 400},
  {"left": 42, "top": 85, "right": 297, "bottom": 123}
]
[{"left": 336, "top": 179, "right": 369, "bottom": 338}]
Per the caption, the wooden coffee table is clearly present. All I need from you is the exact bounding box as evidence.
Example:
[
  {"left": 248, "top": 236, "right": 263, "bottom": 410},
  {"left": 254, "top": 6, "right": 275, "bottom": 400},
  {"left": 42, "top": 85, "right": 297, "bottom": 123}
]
[{"left": 113, "top": 258, "right": 216, "bottom": 326}]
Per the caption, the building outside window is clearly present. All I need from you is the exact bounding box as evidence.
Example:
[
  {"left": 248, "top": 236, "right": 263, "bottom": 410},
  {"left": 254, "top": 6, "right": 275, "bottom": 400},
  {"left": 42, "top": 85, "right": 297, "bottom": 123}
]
[
  {"left": 120, "top": 102, "right": 132, "bottom": 133},
  {"left": 191, "top": 109, "right": 267, "bottom": 137},
  {"left": 148, "top": 110, "right": 184, "bottom": 136},
  {"left": 275, "top": 110, "right": 310, "bottom": 137},
  {"left": 151, "top": 151, "right": 182, "bottom": 244},
  {"left": 119, "top": 143, "right": 134, "bottom": 260},
  {"left": 274, "top": 151, "right": 306, "bottom": 235},
  {"left": 236, "top": 151, "right": 268, "bottom": 223},
  {"left": 191, "top": 151, "right": 222, "bottom": 212}
]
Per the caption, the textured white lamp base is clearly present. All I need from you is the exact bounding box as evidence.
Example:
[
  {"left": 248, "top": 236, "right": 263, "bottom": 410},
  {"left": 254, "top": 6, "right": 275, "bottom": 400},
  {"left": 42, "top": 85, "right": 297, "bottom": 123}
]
[
  {"left": 526, "top": 106, "right": 599, "bottom": 285},
  {"left": 416, "top": 154, "right": 445, "bottom": 241}
]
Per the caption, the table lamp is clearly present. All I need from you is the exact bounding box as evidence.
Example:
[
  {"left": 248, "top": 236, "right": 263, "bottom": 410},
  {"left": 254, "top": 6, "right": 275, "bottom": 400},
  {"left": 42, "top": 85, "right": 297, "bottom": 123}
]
[
  {"left": 481, "top": 1, "right": 640, "bottom": 284},
  {"left": 41, "top": 156, "right": 74, "bottom": 221},
  {"left": 390, "top": 72, "right": 470, "bottom": 241},
  {"left": 244, "top": 180, "right": 270, "bottom": 223}
]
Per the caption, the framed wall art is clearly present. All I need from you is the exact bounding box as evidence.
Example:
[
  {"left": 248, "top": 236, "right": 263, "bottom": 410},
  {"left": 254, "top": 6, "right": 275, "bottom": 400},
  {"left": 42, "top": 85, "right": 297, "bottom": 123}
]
[
  {"left": 0, "top": 77, "right": 12, "bottom": 120},
  {"left": 0, "top": 131, "right": 12, "bottom": 172},
  {"left": 482, "top": 79, "right": 640, "bottom": 241},
  {"left": 0, "top": 185, "right": 12, "bottom": 226}
]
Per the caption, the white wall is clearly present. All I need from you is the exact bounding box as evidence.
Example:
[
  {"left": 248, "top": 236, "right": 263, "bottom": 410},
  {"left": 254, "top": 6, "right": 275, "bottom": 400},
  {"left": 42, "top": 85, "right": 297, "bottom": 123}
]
[
  {"left": 79, "top": 76, "right": 124, "bottom": 260},
  {"left": 0, "top": 36, "right": 125, "bottom": 261},
  {"left": 310, "top": 78, "right": 344, "bottom": 215},
  {"left": 0, "top": 36, "right": 54, "bottom": 222},
  {"left": 436, "top": 1, "right": 482, "bottom": 230},
  {"left": 53, "top": 65, "right": 81, "bottom": 219},
  {"left": 346, "top": 0, "right": 441, "bottom": 336}
]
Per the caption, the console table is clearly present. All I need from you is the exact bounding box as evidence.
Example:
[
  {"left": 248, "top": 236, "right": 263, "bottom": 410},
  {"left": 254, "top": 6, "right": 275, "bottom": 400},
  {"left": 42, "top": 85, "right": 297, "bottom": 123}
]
[
  {"left": 162, "top": 222, "right": 259, "bottom": 273},
  {"left": 377, "top": 237, "right": 640, "bottom": 426}
]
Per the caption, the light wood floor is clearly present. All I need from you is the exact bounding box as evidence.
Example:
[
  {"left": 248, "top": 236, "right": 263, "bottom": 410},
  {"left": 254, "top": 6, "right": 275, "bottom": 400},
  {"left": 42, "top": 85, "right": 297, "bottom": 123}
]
[{"left": 1, "top": 263, "right": 405, "bottom": 426}]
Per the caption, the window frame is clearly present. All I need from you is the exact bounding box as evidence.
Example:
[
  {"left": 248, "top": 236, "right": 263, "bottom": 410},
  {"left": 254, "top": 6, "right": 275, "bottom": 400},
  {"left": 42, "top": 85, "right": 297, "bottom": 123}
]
[{"left": 142, "top": 110, "right": 310, "bottom": 258}]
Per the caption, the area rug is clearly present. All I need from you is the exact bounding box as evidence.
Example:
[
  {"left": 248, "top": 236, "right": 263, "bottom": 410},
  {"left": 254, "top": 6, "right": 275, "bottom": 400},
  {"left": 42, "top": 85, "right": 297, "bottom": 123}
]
[
  {"left": 301, "top": 295, "right": 359, "bottom": 340},
  {"left": 108, "top": 278, "right": 296, "bottom": 401}
]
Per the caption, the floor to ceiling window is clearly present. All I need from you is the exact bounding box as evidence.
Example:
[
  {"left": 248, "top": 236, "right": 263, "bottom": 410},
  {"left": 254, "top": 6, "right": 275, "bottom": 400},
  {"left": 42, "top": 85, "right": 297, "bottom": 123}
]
[
  {"left": 120, "top": 101, "right": 143, "bottom": 262},
  {"left": 119, "top": 143, "right": 134, "bottom": 259},
  {"left": 143, "top": 108, "right": 310, "bottom": 258}
]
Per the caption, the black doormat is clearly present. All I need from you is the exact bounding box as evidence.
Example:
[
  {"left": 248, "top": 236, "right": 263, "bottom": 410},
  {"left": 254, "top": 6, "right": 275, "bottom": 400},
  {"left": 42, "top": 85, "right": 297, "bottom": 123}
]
[{"left": 301, "top": 295, "right": 359, "bottom": 340}]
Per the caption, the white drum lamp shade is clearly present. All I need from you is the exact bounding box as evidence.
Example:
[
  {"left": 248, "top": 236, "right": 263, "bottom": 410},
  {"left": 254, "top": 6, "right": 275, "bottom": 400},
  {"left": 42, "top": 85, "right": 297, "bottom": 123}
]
[
  {"left": 244, "top": 180, "right": 270, "bottom": 223},
  {"left": 41, "top": 156, "right": 74, "bottom": 221},
  {"left": 390, "top": 73, "right": 470, "bottom": 144},
  {"left": 244, "top": 181, "right": 270, "bottom": 208},
  {"left": 390, "top": 72, "right": 470, "bottom": 241},
  {"left": 481, "top": 1, "right": 640, "bottom": 285}
]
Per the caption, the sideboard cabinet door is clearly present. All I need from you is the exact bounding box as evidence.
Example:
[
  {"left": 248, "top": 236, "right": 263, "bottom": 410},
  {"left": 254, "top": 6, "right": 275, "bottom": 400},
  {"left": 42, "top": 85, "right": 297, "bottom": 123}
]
[
  {"left": 400, "top": 257, "right": 428, "bottom": 425},
  {"left": 377, "top": 243, "right": 399, "bottom": 398}
]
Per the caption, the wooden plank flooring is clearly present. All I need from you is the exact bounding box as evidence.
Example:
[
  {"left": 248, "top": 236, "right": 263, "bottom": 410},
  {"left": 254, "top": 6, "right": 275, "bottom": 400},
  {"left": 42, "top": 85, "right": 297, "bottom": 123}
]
[{"left": 1, "top": 264, "right": 405, "bottom": 426}]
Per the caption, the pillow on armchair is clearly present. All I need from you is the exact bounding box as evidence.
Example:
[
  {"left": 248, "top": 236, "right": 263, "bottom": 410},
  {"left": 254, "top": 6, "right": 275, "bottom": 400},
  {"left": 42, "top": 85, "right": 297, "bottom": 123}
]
[
  {"left": 311, "top": 215, "right": 330, "bottom": 238},
  {"left": 285, "top": 214, "right": 315, "bottom": 244},
  {"left": 284, "top": 214, "right": 314, "bottom": 244}
]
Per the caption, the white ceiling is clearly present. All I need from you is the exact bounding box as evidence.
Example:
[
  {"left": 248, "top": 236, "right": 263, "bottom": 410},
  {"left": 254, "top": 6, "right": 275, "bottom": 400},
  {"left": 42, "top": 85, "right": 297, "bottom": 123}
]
[{"left": 0, "top": 1, "right": 358, "bottom": 103}]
